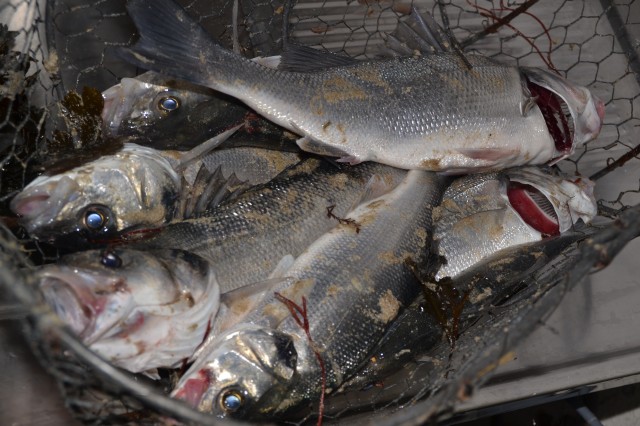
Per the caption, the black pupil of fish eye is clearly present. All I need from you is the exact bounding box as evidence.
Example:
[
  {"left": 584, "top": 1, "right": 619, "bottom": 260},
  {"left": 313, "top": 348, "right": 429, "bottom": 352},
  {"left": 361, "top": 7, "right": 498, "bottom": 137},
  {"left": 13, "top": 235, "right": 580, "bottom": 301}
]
[
  {"left": 221, "top": 390, "right": 242, "bottom": 412},
  {"left": 159, "top": 96, "right": 179, "bottom": 111},
  {"left": 101, "top": 251, "right": 122, "bottom": 268},
  {"left": 85, "top": 210, "right": 105, "bottom": 229}
]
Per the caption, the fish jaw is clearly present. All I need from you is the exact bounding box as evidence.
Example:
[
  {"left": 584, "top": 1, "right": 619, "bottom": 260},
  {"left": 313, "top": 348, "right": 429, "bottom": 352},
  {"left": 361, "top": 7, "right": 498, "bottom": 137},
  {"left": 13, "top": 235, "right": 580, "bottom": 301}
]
[
  {"left": 172, "top": 325, "right": 297, "bottom": 419},
  {"left": 102, "top": 77, "right": 155, "bottom": 137},
  {"left": 38, "top": 267, "right": 134, "bottom": 342},
  {"left": 521, "top": 67, "right": 605, "bottom": 163},
  {"left": 10, "top": 175, "right": 82, "bottom": 238}
]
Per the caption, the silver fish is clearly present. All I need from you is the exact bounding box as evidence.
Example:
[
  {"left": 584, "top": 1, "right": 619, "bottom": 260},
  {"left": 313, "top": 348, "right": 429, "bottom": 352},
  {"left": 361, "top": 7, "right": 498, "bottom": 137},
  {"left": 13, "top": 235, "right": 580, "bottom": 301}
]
[
  {"left": 119, "top": 0, "right": 604, "bottom": 172},
  {"left": 10, "top": 129, "right": 300, "bottom": 246},
  {"left": 171, "top": 170, "right": 446, "bottom": 419},
  {"left": 38, "top": 248, "right": 219, "bottom": 375},
  {"left": 133, "top": 157, "right": 407, "bottom": 294},
  {"left": 102, "top": 69, "right": 292, "bottom": 151},
  {"left": 433, "top": 166, "right": 597, "bottom": 280},
  {"left": 332, "top": 229, "right": 594, "bottom": 409}
]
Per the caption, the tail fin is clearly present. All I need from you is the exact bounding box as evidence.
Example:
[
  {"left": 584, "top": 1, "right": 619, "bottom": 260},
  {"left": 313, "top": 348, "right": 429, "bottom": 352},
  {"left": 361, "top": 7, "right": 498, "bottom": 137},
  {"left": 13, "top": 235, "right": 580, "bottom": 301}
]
[{"left": 118, "top": 0, "right": 231, "bottom": 87}]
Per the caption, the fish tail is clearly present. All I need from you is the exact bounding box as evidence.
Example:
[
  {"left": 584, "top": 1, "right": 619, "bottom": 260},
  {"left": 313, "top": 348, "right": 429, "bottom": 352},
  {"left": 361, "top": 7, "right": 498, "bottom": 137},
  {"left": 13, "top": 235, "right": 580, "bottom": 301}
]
[{"left": 119, "top": 0, "right": 242, "bottom": 88}]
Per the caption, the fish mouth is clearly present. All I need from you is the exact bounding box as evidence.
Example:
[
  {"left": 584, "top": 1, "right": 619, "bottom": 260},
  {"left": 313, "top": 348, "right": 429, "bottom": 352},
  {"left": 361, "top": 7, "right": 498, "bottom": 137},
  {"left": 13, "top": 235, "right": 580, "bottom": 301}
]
[
  {"left": 101, "top": 78, "right": 143, "bottom": 137},
  {"left": 10, "top": 175, "right": 81, "bottom": 237},
  {"left": 40, "top": 275, "right": 93, "bottom": 336},
  {"left": 527, "top": 79, "right": 575, "bottom": 158},
  {"left": 522, "top": 67, "right": 605, "bottom": 162},
  {"left": 172, "top": 369, "right": 212, "bottom": 408},
  {"left": 507, "top": 181, "right": 560, "bottom": 237}
]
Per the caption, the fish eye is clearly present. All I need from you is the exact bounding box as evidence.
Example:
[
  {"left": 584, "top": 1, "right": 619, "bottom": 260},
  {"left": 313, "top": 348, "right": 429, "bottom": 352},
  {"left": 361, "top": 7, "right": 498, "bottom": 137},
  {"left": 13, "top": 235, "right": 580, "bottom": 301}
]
[
  {"left": 158, "top": 96, "right": 180, "bottom": 112},
  {"left": 219, "top": 389, "right": 244, "bottom": 413},
  {"left": 82, "top": 205, "right": 113, "bottom": 232},
  {"left": 84, "top": 210, "right": 106, "bottom": 230},
  {"left": 100, "top": 250, "right": 122, "bottom": 268}
]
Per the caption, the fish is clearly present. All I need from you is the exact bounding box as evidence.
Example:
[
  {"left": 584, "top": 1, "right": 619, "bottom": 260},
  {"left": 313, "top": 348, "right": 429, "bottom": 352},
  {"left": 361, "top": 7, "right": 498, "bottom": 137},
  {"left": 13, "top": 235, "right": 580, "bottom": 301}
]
[
  {"left": 328, "top": 228, "right": 594, "bottom": 411},
  {"left": 432, "top": 166, "right": 597, "bottom": 280},
  {"left": 170, "top": 170, "right": 446, "bottom": 419},
  {"left": 118, "top": 0, "right": 604, "bottom": 172},
  {"left": 10, "top": 129, "right": 301, "bottom": 246},
  {"left": 37, "top": 248, "right": 219, "bottom": 375},
  {"left": 131, "top": 157, "right": 407, "bottom": 294},
  {"left": 101, "top": 70, "right": 294, "bottom": 151}
]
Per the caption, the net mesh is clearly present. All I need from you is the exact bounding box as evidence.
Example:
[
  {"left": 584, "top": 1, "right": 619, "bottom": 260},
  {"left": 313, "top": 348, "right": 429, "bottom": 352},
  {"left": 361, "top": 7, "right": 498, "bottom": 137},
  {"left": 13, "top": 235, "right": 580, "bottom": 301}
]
[{"left": 1, "top": 0, "right": 639, "bottom": 424}]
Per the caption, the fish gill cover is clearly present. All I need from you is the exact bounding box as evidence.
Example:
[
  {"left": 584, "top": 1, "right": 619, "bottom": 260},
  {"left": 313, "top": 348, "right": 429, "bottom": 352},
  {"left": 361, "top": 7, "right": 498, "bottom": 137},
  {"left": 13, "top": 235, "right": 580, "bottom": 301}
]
[{"left": 0, "top": 0, "right": 639, "bottom": 425}]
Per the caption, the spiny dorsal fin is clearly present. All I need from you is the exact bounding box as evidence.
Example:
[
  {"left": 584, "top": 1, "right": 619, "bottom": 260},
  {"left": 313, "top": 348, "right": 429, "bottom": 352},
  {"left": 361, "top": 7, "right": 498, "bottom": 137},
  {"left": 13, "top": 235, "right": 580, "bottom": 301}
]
[
  {"left": 380, "top": 8, "right": 465, "bottom": 60},
  {"left": 278, "top": 44, "right": 360, "bottom": 73}
]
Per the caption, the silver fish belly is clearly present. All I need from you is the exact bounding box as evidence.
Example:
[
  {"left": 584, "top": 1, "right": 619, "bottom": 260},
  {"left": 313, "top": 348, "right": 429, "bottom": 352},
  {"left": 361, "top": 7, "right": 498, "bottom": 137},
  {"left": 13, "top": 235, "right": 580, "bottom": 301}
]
[
  {"left": 133, "top": 157, "right": 407, "bottom": 293},
  {"left": 171, "top": 170, "right": 446, "bottom": 419}
]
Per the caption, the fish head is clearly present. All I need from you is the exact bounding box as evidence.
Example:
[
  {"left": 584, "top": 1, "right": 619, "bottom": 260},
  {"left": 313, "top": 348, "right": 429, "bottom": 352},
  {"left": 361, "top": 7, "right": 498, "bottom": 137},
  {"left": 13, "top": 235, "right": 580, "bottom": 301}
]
[
  {"left": 505, "top": 167, "right": 597, "bottom": 235},
  {"left": 521, "top": 67, "right": 605, "bottom": 163},
  {"left": 10, "top": 144, "right": 180, "bottom": 244},
  {"left": 102, "top": 71, "right": 223, "bottom": 148},
  {"left": 172, "top": 326, "right": 298, "bottom": 419},
  {"left": 38, "top": 248, "right": 213, "bottom": 344}
]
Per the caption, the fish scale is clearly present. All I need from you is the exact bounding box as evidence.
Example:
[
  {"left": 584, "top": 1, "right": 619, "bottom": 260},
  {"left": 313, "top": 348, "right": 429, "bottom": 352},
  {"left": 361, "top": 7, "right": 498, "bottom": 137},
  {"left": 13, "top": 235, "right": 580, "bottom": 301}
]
[
  {"left": 135, "top": 157, "right": 406, "bottom": 293},
  {"left": 174, "top": 170, "right": 447, "bottom": 419},
  {"left": 120, "top": 0, "right": 603, "bottom": 173}
]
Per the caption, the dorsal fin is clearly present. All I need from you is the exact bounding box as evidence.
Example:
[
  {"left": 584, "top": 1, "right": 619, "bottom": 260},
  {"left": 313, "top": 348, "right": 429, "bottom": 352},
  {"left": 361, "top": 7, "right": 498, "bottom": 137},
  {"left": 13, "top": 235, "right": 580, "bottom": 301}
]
[
  {"left": 278, "top": 44, "right": 360, "bottom": 73},
  {"left": 380, "top": 8, "right": 462, "bottom": 58}
]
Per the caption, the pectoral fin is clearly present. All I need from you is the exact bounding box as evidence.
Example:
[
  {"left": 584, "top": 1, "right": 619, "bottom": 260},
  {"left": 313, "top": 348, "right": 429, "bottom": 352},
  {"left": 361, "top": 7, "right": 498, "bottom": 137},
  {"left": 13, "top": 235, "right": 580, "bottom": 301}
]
[{"left": 458, "top": 148, "right": 518, "bottom": 162}]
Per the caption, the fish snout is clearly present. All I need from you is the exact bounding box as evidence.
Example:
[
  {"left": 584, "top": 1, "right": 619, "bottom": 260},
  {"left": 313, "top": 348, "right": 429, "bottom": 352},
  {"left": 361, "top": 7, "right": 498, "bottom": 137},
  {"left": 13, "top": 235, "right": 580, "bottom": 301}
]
[
  {"left": 11, "top": 175, "right": 81, "bottom": 236},
  {"left": 573, "top": 90, "right": 605, "bottom": 147},
  {"left": 101, "top": 78, "right": 141, "bottom": 136},
  {"left": 172, "top": 370, "right": 212, "bottom": 409}
]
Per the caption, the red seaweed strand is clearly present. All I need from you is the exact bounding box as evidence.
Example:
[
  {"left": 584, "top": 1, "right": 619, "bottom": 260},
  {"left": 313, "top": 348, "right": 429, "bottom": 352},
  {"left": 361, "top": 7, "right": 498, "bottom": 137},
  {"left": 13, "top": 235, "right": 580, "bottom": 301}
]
[
  {"left": 466, "top": 0, "right": 558, "bottom": 73},
  {"left": 274, "top": 292, "right": 326, "bottom": 426}
]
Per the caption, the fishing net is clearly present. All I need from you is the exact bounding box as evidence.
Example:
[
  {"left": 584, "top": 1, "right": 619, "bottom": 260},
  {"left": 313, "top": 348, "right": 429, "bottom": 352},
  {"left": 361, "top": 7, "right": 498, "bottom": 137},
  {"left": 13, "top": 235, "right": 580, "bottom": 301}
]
[{"left": 1, "top": 0, "right": 639, "bottom": 424}]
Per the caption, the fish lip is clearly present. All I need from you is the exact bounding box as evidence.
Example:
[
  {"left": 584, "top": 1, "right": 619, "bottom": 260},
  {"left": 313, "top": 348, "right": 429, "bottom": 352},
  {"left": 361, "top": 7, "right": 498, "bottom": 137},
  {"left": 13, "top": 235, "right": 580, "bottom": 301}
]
[
  {"left": 39, "top": 273, "right": 94, "bottom": 337},
  {"left": 101, "top": 79, "right": 143, "bottom": 137},
  {"left": 172, "top": 369, "right": 213, "bottom": 409},
  {"left": 10, "top": 175, "right": 82, "bottom": 238}
]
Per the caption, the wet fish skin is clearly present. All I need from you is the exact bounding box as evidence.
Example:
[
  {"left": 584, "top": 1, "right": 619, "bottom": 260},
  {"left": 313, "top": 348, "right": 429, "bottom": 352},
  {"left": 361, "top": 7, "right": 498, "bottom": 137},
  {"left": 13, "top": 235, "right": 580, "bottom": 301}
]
[
  {"left": 38, "top": 248, "right": 219, "bottom": 375},
  {"left": 339, "top": 230, "right": 593, "bottom": 396},
  {"left": 171, "top": 170, "right": 446, "bottom": 419},
  {"left": 433, "top": 167, "right": 597, "bottom": 280},
  {"left": 10, "top": 140, "right": 300, "bottom": 246},
  {"left": 119, "top": 0, "right": 604, "bottom": 172},
  {"left": 11, "top": 144, "right": 181, "bottom": 244},
  {"left": 102, "top": 71, "right": 291, "bottom": 151},
  {"left": 134, "top": 157, "right": 407, "bottom": 294}
]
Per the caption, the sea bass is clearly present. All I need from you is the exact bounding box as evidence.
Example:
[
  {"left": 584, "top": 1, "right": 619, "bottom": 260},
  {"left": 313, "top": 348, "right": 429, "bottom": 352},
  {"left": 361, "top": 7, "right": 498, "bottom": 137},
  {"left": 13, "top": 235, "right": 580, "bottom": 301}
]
[
  {"left": 10, "top": 131, "right": 300, "bottom": 246},
  {"left": 102, "top": 70, "right": 293, "bottom": 151},
  {"left": 334, "top": 229, "right": 593, "bottom": 405},
  {"left": 433, "top": 166, "right": 597, "bottom": 280},
  {"left": 171, "top": 170, "right": 446, "bottom": 419},
  {"left": 38, "top": 248, "right": 219, "bottom": 375},
  {"left": 132, "top": 157, "right": 407, "bottom": 293},
  {"left": 119, "top": 0, "right": 604, "bottom": 172}
]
